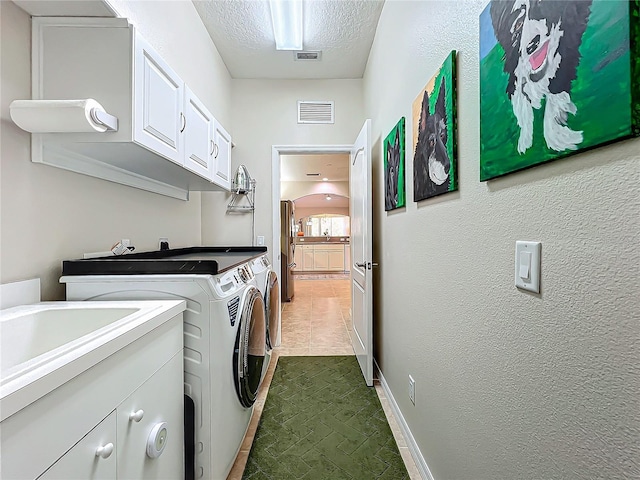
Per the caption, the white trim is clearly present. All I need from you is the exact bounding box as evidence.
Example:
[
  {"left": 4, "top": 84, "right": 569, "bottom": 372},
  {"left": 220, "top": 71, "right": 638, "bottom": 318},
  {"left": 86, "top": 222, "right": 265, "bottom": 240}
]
[
  {"left": 375, "top": 360, "right": 435, "bottom": 480},
  {"left": 271, "top": 144, "right": 352, "bottom": 334},
  {"left": 271, "top": 144, "right": 353, "bottom": 298},
  {"left": 37, "top": 144, "right": 190, "bottom": 201},
  {"left": 1, "top": 279, "right": 41, "bottom": 310}
]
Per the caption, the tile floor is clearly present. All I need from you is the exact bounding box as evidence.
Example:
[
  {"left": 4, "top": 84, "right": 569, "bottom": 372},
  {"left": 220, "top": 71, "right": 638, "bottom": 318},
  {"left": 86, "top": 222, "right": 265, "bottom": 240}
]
[{"left": 227, "top": 275, "right": 421, "bottom": 479}]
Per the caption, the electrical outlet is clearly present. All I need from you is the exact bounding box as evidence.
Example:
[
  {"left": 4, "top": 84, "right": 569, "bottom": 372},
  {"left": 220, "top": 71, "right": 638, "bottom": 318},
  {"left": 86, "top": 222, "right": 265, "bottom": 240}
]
[
  {"left": 408, "top": 375, "right": 415, "bottom": 405},
  {"left": 159, "top": 237, "right": 169, "bottom": 250}
]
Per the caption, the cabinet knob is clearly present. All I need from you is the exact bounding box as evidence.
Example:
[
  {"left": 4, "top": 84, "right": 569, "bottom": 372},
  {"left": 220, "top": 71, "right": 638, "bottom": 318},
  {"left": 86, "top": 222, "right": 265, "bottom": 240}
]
[
  {"left": 147, "top": 422, "right": 169, "bottom": 459},
  {"left": 95, "top": 443, "right": 114, "bottom": 459},
  {"left": 129, "top": 409, "right": 145, "bottom": 422}
]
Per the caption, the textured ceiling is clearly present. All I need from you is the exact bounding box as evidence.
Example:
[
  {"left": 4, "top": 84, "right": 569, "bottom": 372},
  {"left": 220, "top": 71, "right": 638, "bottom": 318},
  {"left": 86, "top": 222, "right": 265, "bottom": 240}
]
[{"left": 192, "top": 0, "right": 384, "bottom": 79}]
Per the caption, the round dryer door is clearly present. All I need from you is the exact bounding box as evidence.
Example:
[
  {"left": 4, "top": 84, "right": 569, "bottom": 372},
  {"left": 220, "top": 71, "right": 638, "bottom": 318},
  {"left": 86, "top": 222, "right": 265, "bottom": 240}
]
[
  {"left": 233, "top": 286, "right": 266, "bottom": 408},
  {"left": 265, "top": 270, "right": 280, "bottom": 350}
]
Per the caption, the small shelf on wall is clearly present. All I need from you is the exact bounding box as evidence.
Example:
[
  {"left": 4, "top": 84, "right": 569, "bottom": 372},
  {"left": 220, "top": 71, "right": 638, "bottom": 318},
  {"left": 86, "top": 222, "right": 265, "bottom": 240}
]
[{"left": 226, "top": 179, "right": 255, "bottom": 212}]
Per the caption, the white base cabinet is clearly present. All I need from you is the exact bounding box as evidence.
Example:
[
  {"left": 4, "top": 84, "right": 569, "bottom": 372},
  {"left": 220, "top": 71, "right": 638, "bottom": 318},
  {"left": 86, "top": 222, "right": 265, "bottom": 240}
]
[
  {"left": 296, "top": 244, "right": 347, "bottom": 272},
  {"left": 30, "top": 17, "right": 232, "bottom": 200},
  {"left": 1, "top": 315, "right": 184, "bottom": 480}
]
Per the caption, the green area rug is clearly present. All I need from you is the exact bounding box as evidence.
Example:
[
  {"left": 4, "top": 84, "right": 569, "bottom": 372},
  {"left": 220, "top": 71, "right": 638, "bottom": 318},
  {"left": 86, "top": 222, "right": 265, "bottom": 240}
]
[{"left": 242, "top": 356, "right": 410, "bottom": 479}]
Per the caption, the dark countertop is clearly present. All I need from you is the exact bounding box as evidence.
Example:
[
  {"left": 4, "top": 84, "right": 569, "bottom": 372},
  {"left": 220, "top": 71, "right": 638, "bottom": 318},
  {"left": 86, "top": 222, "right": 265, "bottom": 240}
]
[
  {"left": 62, "top": 246, "right": 267, "bottom": 276},
  {"left": 294, "top": 237, "right": 350, "bottom": 244}
]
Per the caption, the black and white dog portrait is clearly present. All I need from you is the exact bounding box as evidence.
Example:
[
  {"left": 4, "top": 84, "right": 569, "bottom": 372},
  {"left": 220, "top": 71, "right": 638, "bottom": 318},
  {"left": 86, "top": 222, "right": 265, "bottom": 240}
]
[
  {"left": 490, "top": 0, "right": 592, "bottom": 154},
  {"left": 385, "top": 128, "right": 400, "bottom": 210},
  {"left": 414, "top": 76, "right": 450, "bottom": 200}
]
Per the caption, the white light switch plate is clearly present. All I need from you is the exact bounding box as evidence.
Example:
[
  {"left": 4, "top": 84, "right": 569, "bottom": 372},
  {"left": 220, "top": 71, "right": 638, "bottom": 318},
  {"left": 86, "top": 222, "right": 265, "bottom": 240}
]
[{"left": 515, "top": 241, "right": 541, "bottom": 293}]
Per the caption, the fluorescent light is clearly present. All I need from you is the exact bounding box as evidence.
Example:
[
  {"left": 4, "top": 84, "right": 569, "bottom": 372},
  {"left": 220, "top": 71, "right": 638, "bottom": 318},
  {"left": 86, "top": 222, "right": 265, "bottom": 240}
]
[{"left": 269, "top": 0, "right": 303, "bottom": 50}]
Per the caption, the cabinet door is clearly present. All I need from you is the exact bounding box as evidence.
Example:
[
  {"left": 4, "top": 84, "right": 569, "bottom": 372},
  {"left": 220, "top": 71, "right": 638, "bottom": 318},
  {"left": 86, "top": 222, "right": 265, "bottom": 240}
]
[
  {"left": 345, "top": 245, "right": 351, "bottom": 272},
  {"left": 293, "top": 245, "right": 303, "bottom": 271},
  {"left": 134, "top": 34, "right": 184, "bottom": 164},
  {"left": 38, "top": 411, "right": 116, "bottom": 480},
  {"left": 183, "top": 87, "right": 214, "bottom": 179},
  {"left": 117, "top": 353, "right": 184, "bottom": 480},
  {"left": 302, "top": 246, "right": 314, "bottom": 271},
  {"left": 314, "top": 250, "right": 329, "bottom": 270},
  {"left": 212, "top": 120, "right": 232, "bottom": 190},
  {"left": 328, "top": 248, "right": 345, "bottom": 271}
]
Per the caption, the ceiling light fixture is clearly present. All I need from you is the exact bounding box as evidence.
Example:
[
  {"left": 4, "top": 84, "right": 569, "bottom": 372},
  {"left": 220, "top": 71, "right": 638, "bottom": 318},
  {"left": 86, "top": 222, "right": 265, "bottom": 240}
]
[
  {"left": 269, "top": 0, "right": 303, "bottom": 51},
  {"left": 322, "top": 177, "right": 328, "bottom": 181},
  {"left": 325, "top": 195, "right": 332, "bottom": 201}
]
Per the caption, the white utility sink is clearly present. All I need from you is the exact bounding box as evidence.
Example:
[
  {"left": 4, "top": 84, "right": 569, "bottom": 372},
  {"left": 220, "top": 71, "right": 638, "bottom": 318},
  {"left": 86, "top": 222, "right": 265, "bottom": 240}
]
[{"left": 0, "top": 300, "right": 186, "bottom": 421}]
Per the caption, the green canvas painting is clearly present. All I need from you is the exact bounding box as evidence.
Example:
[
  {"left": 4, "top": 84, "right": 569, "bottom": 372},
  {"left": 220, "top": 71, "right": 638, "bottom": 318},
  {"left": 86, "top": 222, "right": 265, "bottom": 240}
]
[
  {"left": 480, "top": 0, "right": 640, "bottom": 181},
  {"left": 413, "top": 51, "right": 458, "bottom": 201},
  {"left": 384, "top": 117, "right": 406, "bottom": 211}
]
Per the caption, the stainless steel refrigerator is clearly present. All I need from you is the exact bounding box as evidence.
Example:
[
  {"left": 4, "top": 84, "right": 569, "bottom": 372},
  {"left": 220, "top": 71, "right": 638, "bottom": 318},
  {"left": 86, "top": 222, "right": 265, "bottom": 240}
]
[{"left": 280, "top": 200, "right": 295, "bottom": 302}]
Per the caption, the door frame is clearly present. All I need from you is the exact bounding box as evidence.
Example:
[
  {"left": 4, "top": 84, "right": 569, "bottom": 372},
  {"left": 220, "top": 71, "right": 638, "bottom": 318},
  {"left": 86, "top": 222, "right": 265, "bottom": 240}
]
[{"left": 271, "top": 144, "right": 352, "bottom": 299}]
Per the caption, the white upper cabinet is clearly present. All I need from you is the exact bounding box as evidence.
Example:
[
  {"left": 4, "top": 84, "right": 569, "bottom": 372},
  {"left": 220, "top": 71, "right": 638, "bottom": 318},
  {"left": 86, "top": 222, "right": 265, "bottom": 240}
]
[
  {"left": 183, "top": 87, "right": 214, "bottom": 179},
  {"left": 30, "top": 17, "right": 232, "bottom": 199},
  {"left": 134, "top": 35, "right": 184, "bottom": 165},
  {"left": 212, "top": 120, "right": 232, "bottom": 190}
]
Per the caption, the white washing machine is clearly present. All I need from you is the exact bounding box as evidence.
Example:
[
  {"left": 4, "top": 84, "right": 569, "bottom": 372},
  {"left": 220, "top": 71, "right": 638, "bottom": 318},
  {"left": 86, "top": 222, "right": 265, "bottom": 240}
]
[
  {"left": 61, "top": 263, "right": 266, "bottom": 480},
  {"left": 249, "top": 255, "right": 280, "bottom": 351}
]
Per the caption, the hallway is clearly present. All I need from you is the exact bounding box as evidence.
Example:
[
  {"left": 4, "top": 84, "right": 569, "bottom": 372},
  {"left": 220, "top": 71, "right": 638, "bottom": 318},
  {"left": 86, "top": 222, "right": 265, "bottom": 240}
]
[
  {"left": 279, "top": 274, "right": 354, "bottom": 356},
  {"left": 228, "top": 275, "right": 421, "bottom": 479}
]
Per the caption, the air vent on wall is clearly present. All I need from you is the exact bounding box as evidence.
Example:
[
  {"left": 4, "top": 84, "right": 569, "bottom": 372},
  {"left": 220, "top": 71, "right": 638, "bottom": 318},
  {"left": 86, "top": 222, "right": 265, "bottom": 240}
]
[
  {"left": 294, "top": 51, "right": 322, "bottom": 61},
  {"left": 297, "top": 101, "right": 334, "bottom": 124}
]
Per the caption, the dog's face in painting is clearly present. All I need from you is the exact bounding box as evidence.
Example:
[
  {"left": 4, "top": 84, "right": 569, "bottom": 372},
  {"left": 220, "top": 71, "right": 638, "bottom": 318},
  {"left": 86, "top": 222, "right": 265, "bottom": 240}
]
[
  {"left": 385, "top": 129, "right": 400, "bottom": 210},
  {"left": 414, "top": 76, "right": 450, "bottom": 200},
  {"left": 490, "top": 0, "right": 592, "bottom": 153}
]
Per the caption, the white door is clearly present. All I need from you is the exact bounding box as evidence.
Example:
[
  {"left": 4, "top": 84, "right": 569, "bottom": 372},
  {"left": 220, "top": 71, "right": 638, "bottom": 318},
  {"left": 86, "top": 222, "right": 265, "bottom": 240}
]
[
  {"left": 134, "top": 34, "right": 183, "bottom": 164},
  {"left": 38, "top": 411, "right": 116, "bottom": 480},
  {"left": 212, "top": 120, "right": 232, "bottom": 190},
  {"left": 183, "top": 87, "right": 213, "bottom": 179},
  {"left": 349, "top": 119, "right": 373, "bottom": 386}
]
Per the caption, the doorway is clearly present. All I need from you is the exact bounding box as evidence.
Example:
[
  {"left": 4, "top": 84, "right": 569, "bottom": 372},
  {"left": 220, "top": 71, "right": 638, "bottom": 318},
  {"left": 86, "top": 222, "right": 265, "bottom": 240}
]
[{"left": 272, "top": 145, "right": 354, "bottom": 355}]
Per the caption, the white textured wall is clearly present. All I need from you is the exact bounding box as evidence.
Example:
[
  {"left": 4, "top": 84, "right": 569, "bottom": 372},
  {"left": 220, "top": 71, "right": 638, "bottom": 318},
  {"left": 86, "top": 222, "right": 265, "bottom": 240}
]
[
  {"left": 202, "top": 79, "right": 363, "bottom": 253},
  {"left": 0, "top": 0, "right": 231, "bottom": 300},
  {"left": 364, "top": 1, "right": 640, "bottom": 479}
]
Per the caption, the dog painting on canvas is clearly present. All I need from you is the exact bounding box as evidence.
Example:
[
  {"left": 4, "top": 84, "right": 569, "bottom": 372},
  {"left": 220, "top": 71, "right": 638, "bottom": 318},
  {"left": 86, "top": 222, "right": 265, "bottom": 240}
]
[
  {"left": 412, "top": 51, "right": 457, "bottom": 202},
  {"left": 490, "top": 0, "right": 593, "bottom": 154}
]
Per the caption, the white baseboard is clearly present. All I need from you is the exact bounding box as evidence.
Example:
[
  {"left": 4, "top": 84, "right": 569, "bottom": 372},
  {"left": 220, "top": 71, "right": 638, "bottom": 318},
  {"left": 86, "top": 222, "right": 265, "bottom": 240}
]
[{"left": 375, "top": 360, "right": 435, "bottom": 480}]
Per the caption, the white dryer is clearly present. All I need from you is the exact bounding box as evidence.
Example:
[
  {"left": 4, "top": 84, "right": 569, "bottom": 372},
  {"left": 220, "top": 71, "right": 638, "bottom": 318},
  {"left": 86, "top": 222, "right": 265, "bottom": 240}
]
[
  {"left": 62, "top": 260, "right": 266, "bottom": 480},
  {"left": 249, "top": 255, "right": 280, "bottom": 350}
]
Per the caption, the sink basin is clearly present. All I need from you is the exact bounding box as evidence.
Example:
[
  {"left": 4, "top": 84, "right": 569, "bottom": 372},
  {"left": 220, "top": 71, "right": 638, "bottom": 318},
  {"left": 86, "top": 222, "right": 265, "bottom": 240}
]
[
  {"left": 0, "top": 300, "right": 185, "bottom": 421},
  {"left": 1, "top": 307, "right": 139, "bottom": 374}
]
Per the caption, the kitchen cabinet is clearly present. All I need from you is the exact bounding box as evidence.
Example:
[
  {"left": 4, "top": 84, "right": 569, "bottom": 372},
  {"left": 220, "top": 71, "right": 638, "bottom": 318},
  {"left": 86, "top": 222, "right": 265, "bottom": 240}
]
[
  {"left": 293, "top": 245, "right": 303, "bottom": 271},
  {"left": 30, "top": 17, "right": 232, "bottom": 200},
  {"left": 302, "top": 245, "right": 315, "bottom": 271},
  {"left": 345, "top": 244, "right": 351, "bottom": 272},
  {"left": 1, "top": 314, "right": 184, "bottom": 480},
  {"left": 295, "top": 244, "right": 347, "bottom": 272}
]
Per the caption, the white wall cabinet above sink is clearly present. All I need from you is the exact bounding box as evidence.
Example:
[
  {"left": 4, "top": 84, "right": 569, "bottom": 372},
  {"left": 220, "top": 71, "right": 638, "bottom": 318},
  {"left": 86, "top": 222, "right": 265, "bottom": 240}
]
[{"left": 30, "top": 17, "right": 232, "bottom": 200}]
